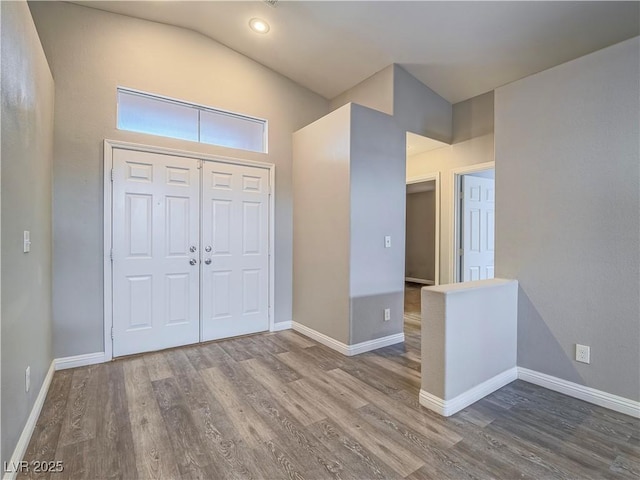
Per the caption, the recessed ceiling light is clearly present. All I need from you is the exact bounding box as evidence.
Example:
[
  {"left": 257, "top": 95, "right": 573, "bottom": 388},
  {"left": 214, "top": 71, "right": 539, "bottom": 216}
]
[{"left": 249, "top": 18, "right": 270, "bottom": 34}]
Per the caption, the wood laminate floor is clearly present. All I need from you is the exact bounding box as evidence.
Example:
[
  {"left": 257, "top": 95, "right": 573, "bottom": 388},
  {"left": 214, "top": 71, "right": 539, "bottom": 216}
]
[{"left": 20, "top": 284, "right": 639, "bottom": 479}]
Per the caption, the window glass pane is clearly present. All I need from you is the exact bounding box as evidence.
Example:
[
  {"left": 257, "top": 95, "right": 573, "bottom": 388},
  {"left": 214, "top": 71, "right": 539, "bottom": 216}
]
[
  {"left": 118, "top": 90, "right": 199, "bottom": 142},
  {"left": 200, "top": 110, "right": 265, "bottom": 153}
]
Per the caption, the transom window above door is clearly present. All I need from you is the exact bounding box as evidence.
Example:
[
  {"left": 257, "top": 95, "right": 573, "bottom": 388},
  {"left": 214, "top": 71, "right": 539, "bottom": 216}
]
[{"left": 116, "top": 88, "right": 268, "bottom": 153}]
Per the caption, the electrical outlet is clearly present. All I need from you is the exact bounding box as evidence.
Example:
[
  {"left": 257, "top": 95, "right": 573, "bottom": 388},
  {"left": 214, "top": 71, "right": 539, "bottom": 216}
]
[
  {"left": 384, "top": 308, "right": 391, "bottom": 321},
  {"left": 575, "top": 344, "right": 590, "bottom": 364},
  {"left": 25, "top": 366, "right": 31, "bottom": 393},
  {"left": 384, "top": 236, "right": 391, "bottom": 248}
]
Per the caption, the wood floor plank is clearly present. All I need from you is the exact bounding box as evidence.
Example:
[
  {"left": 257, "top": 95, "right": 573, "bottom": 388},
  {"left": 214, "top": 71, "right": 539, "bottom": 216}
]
[
  {"left": 151, "top": 377, "right": 223, "bottom": 479},
  {"left": 291, "top": 377, "right": 425, "bottom": 476},
  {"left": 327, "top": 368, "right": 462, "bottom": 448},
  {"left": 306, "top": 418, "right": 403, "bottom": 480},
  {"left": 57, "top": 366, "right": 100, "bottom": 447},
  {"left": 142, "top": 352, "right": 173, "bottom": 382},
  {"left": 53, "top": 439, "right": 97, "bottom": 480},
  {"left": 200, "top": 366, "right": 276, "bottom": 449},
  {"left": 241, "top": 357, "right": 326, "bottom": 426},
  {"left": 277, "top": 329, "right": 315, "bottom": 349},
  {"left": 241, "top": 353, "right": 302, "bottom": 384},
  {"left": 123, "top": 358, "right": 181, "bottom": 480},
  {"left": 94, "top": 362, "right": 137, "bottom": 480},
  {"left": 191, "top": 405, "right": 262, "bottom": 480}
]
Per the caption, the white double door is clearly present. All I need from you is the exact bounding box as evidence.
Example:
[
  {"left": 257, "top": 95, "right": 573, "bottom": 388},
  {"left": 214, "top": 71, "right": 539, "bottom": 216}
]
[{"left": 112, "top": 149, "right": 269, "bottom": 357}]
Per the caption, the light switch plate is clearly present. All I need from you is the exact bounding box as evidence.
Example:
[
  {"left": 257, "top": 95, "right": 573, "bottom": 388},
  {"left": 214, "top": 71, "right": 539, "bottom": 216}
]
[
  {"left": 23, "top": 231, "right": 31, "bottom": 253},
  {"left": 384, "top": 236, "right": 391, "bottom": 248}
]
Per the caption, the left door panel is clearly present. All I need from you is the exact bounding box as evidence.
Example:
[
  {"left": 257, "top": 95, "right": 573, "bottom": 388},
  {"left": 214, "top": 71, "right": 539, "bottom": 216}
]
[{"left": 112, "top": 149, "right": 200, "bottom": 357}]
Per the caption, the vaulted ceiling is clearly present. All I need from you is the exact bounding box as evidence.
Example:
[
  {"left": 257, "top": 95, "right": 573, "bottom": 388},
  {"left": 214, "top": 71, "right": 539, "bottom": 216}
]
[{"left": 71, "top": 1, "right": 639, "bottom": 103}]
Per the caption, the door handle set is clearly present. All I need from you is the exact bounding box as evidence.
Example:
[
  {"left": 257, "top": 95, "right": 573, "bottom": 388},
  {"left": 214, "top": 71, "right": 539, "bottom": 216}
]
[{"left": 189, "top": 245, "right": 214, "bottom": 266}]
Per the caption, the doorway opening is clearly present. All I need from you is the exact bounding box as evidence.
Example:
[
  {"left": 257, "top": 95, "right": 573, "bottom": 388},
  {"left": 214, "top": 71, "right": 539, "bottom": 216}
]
[
  {"left": 404, "top": 132, "right": 445, "bottom": 360},
  {"left": 452, "top": 163, "right": 495, "bottom": 283}
]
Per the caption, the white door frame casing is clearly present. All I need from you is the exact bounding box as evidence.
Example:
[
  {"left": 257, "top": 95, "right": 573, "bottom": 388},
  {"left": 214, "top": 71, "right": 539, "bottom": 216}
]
[
  {"left": 450, "top": 161, "right": 495, "bottom": 283},
  {"left": 103, "top": 139, "right": 276, "bottom": 362},
  {"left": 406, "top": 172, "right": 441, "bottom": 286}
]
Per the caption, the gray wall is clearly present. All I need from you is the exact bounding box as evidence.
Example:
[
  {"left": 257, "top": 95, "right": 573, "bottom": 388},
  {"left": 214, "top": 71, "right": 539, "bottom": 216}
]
[
  {"left": 292, "top": 106, "right": 352, "bottom": 344},
  {"left": 393, "top": 65, "right": 452, "bottom": 144},
  {"left": 29, "top": 1, "right": 329, "bottom": 358},
  {"left": 330, "top": 65, "right": 394, "bottom": 116},
  {"left": 406, "top": 190, "right": 436, "bottom": 282},
  {"left": 495, "top": 37, "right": 640, "bottom": 401},
  {"left": 330, "top": 64, "right": 453, "bottom": 144},
  {"left": 1, "top": 0, "right": 54, "bottom": 464},
  {"left": 349, "top": 104, "right": 405, "bottom": 344},
  {"left": 452, "top": 91, "right": 494, "bottom": 144}
]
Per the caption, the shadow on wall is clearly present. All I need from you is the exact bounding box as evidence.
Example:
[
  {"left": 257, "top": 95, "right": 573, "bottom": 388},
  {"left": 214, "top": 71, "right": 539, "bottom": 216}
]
[
  {"left": 350, "top": 290, "right": 405, "bottom": 345},
  {"left": 517, "top": 286, "right": 584, "bottom": 385}
]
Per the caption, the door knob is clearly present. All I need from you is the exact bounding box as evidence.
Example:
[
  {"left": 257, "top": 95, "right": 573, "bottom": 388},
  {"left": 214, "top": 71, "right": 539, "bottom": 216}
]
[
  {"left": 190, "top": 246, "right": 197, "bottom": 253},
  {"left": 205, "top": 245, "right": 212, "bottom": 252},
  {"left": 204, "top": 258, "right": 212, "bottom": 265},
  {"left": 189, "top": 258, "right": 197, "bottom": 266}
]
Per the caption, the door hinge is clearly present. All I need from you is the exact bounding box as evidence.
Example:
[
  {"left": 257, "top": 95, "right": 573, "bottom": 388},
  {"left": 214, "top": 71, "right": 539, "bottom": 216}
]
[
  {"left": 110, "top": 249, "right": 114, "bottom": 261},
  {"left": 110, "top": 169, "right": 114, "bottom": 182},
  {"left": 459, "top": 248, "right": 464, "bottom": 256},
  {"left": 111, "top": 327, "right": 114, "bottom": 340},
  {"left": 197, "top": 160, "right": 203, "bottom": 170},
  {"left": 459, "top": 191, "right": 464, "bottom": 200}
]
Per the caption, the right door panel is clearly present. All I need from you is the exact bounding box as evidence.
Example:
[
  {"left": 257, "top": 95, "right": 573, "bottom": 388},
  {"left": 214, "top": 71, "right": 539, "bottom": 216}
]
[{"left": 201, "top": 162, "right": 270, "bottom": 341}]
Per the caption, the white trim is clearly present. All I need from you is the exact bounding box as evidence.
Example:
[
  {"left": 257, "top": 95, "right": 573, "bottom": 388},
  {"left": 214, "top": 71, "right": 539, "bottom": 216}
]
[
  {"left": 292, "top": 322, "right": 404, "bottom": 356},
  {"left": 103, "top": 141, "right": 113, "bottom": 361},
  {"left": 406, "top": 172, "right": 441, "bottom": 285},
  {"left": 419, "top": 367, "right": 517, "bottom": 417},
  {"left": 518, "top": 367, "right": 640, "bottom": 419},
  {"left": 103, "top": 140, "right": 276, "bottom": 360},
  {"left": 349, "top": 333, "right": 405, "bottom": 356},
  {"left": 271, "top": 321, "right": 292, "bottom": 332},
  {"left": 54, "top": 352, "right": 106, "bottom": 371},
  {"left": 450, "top": 161, "right": 495, "bottom": 283},
  {"left": 405, "top": 277, "right": 435, "bottom": 285},
  {"left": 3, "top": 362, "right": 55, "bottom": 480}
]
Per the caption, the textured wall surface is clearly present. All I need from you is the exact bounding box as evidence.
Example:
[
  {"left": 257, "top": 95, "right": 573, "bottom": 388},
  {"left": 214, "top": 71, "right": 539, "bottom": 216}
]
[
  {"left": 495, "top": 37, "right": 640, "bottom": 400},
  {"left": 292, "top": 106, "right": 352, "bottom": 343},
  {"left": 1, "top": 0, "right": 54, "bottom": 464}
]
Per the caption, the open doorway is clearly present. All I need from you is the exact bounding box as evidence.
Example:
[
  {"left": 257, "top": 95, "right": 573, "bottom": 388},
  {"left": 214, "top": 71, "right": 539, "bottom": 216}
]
[
  {"left": 405, "top": 178, "right": 439, "bottom": 286},
  {"left": 404, "top": 132, "right": 445, "bottom": 357},
  {"left": 452, "top": 163, "right": 495, "bottom": 282}
]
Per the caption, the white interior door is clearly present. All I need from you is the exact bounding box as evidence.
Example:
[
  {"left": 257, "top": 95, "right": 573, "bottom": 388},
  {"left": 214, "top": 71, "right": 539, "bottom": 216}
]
[
  {"left": 201, "top": 161, "right": 270, "bottom": 341},
  {"left": 461, "top": 175, "right": 495, "bottom": 281},
  {"left": 112, "top": 149, "right": 200, "bottom": 357}
]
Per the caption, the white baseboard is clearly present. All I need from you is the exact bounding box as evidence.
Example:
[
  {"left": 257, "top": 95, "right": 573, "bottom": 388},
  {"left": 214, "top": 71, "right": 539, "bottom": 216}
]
[
  {"left": 419, "top": 367, "right": 518, "bottom": 417},
  {"left": 348, "top": 332, "right": 406, "bottom": 356},
  {"left": 518, "top": 367, "right": 640, "bottom": 418},
  {"left": 271, "top": 321, "right": 292, "bottom": 332},
  {"left": 54, "top": 351, "right": 105, "bottom": 371},
  {"left": 291, "top": 322, "right": 404, "bottom": 356},
  {"left": 405, "top": 277, "right": 435, "bottom": 285},
  {"left": 3, "top": 361, "right": 55, "bottom": 480}
]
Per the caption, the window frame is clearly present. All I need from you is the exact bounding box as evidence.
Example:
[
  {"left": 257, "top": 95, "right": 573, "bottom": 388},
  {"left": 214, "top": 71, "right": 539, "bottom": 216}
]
[{"left": 116, "top": 87, "right": 269, "bottom": 154}]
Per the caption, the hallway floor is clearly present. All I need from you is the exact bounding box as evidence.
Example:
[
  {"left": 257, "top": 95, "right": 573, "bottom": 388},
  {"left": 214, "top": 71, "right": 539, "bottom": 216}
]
[{"left": 18, "top": 286, "right": 640, "bottom": 479}]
